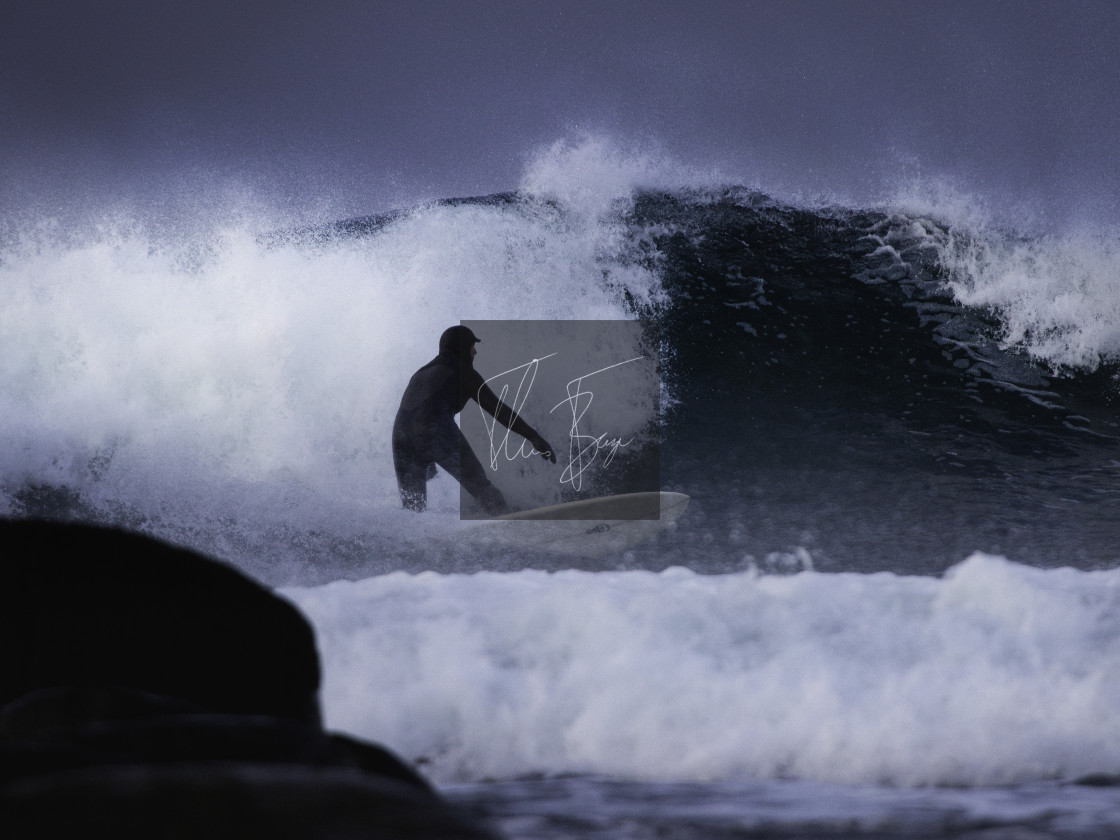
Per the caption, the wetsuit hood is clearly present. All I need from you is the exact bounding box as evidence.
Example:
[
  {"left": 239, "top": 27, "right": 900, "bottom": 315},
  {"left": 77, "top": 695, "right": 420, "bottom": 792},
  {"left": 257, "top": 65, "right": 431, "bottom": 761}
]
[{"left": 439, "top": 325, "right": 480, "bottom": 357}]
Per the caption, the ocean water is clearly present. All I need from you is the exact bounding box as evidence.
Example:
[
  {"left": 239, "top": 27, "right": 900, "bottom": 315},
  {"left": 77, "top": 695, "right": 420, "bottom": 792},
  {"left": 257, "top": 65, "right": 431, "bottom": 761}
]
[{"left": 5, "top": 139, "right": 1120, "bottom": 836}]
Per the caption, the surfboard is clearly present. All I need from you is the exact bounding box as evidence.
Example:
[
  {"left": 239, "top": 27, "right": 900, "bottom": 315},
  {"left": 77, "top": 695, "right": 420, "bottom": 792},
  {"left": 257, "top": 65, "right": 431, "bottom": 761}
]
[{"left": 442, "top": 491, "right": 690, "bottom": 559}]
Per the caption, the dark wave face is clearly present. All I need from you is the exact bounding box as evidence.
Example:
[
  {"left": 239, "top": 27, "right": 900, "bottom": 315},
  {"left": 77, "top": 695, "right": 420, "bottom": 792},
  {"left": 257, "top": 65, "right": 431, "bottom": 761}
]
[{"left": 619, "top": 190, "right": 1120, "bottom": 574}]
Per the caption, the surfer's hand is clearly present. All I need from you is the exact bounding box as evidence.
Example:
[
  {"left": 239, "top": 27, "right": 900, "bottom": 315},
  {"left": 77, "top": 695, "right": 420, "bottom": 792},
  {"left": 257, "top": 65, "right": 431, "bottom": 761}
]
[{"left": 531, "top": 435, "right": 557, "bottom": 463}]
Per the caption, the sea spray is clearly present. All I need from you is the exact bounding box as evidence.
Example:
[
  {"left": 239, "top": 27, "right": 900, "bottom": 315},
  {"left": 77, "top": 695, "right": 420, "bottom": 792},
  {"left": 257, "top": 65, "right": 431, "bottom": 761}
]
[
  {"left": 0, "top": 149, "right": 668, "bottom": 580},
  {"left": 887, "top": 178, "right": 1120, "bottom": 374}
]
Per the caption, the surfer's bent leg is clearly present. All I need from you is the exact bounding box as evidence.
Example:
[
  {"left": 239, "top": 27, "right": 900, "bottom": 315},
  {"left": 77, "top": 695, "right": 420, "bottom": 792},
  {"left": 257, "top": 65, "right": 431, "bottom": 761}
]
[
  {"left": 431, "top": 423, "right": 510, "bottom": 516},
  {"left": 392, "top": 442, "right": 430, "bottom": 512}
]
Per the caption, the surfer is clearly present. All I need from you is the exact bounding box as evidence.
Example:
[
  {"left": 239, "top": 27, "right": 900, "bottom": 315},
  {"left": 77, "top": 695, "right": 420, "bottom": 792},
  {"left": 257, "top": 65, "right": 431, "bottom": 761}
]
[{"left": 392, "top": 325, "right": 556, "bottom": 515}]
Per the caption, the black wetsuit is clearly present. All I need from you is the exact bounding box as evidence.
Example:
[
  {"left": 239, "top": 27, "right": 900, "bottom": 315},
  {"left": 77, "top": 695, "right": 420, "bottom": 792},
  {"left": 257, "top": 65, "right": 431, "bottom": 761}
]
[{"left": 392, "top": 342, "right": 544, "bottom": 515}]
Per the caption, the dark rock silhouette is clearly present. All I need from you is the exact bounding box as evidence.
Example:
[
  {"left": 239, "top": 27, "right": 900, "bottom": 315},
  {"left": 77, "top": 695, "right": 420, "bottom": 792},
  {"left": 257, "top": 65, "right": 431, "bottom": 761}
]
[
  {"left": 0, "top": 520, "right": 320, "bottom": 723},
  {"left": 0, "top": 520, "right": 496, "bottom": 839}
]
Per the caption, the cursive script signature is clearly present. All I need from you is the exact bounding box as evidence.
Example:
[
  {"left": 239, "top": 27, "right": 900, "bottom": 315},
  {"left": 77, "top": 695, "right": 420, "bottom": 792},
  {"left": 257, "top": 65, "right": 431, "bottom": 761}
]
[
  {"left": 478, "top": 353, "right": 645, "bottom": 488},
  {"left": 550, "top": 357, "right": 642, "bottom": 490},
  {"left": 478, "top": 354, "right": 557, "bottom": 469}
]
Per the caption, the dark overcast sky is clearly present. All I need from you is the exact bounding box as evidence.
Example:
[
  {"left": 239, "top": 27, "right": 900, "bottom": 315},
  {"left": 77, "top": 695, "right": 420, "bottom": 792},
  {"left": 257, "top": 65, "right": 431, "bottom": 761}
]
[{"left": 2, "top": 0, "right": 1118, "bottom": 222}]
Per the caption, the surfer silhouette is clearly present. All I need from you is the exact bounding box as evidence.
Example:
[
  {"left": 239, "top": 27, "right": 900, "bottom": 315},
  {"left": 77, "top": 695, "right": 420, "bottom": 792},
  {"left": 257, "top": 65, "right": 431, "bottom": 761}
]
[{"left": 392, "top": 325, "right": 556, "bottom": 515}]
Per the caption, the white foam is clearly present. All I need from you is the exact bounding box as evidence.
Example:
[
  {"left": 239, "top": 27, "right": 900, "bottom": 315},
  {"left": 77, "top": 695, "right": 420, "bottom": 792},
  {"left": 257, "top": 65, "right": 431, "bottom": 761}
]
[
  {"left": 285, "top": 554, "right": 1120, "bottom": 786},
  {"left": 0, "top": 142, "right": 669, "bottom": 570},
  {"left": 940, "top": 227, "right": 1120, "bottom": 371},
  {"left": 887, "top": 179, "right": 1120, "bottom": 373}
]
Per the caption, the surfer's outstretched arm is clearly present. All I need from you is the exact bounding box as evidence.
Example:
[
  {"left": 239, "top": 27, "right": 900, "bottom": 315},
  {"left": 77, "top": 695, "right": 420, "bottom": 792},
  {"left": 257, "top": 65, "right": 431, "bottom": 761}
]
[{"left": 474, "top": 381, "right": 557, "bottom": 463}]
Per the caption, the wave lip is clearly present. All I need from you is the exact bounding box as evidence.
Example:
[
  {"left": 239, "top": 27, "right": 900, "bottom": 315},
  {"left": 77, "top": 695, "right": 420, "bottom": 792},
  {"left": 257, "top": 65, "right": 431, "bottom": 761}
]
[
  {"left": 940, "top": 227, "right": 1120, "bottom": 373},
  {"left": 286, "top": 554, "right": 1120, "bottom": 786}
]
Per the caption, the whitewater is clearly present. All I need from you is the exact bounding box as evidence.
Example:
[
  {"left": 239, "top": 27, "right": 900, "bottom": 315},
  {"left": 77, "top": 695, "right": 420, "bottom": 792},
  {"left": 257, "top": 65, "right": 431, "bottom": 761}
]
[
  {"left": 5, "top": 138, "right": 1120, "bottom": 836},
  {"left": 286, "top": 555, "right": 1120, "bottom": 786}
]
